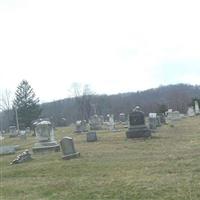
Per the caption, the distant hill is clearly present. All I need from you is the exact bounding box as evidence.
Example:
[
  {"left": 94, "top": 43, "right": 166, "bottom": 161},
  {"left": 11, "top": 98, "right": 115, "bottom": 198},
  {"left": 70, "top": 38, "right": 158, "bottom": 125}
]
[{"left": 40, "top": 83, "right": 200, "bottom": 126}]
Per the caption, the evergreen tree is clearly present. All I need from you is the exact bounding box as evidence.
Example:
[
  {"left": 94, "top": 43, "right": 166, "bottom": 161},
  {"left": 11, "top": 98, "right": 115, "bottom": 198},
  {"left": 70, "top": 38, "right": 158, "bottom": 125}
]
[
  {"left": 192, "top": 98, "right": 200, "bottom": 108},
  {"left": 157, "top": 104, "right": 168, "bottom": 114},
  {"left": 13, "top": 80, "right": 41, "bottom": 128}
]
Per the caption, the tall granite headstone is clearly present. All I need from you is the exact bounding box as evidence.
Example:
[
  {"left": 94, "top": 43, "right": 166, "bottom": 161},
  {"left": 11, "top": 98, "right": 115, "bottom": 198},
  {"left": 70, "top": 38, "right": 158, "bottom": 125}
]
[{"left": 126, "top": 106, "right": 151, "bottom": 138}]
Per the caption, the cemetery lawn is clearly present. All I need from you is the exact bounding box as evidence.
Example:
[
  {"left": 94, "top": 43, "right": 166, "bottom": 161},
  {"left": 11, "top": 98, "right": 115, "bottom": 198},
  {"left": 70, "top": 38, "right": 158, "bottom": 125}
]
[{"left": 1, "top": 117, "right": 200, "bottom": 200}]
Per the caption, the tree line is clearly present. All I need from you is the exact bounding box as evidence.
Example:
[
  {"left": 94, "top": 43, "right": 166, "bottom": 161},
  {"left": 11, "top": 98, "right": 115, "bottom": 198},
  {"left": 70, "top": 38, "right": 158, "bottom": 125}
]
[
  {"left": 1, "top": 81, "right": 200, "bottom": 131},
  {"left": 40, "top": 83, "right": 200, "bottom": 126}
]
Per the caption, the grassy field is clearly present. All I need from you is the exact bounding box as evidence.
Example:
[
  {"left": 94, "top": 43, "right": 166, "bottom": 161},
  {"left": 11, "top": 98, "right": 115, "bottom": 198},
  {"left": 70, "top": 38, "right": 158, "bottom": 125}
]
[{"left": 1, "top": 116, "right": 200, "bottom": 200}]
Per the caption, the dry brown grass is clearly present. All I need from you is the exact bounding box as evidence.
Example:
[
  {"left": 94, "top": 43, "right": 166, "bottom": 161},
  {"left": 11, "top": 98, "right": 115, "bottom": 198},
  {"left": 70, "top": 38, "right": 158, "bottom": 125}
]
[{"left": 1, "top": 116, "right": 200, "bottom": 199}]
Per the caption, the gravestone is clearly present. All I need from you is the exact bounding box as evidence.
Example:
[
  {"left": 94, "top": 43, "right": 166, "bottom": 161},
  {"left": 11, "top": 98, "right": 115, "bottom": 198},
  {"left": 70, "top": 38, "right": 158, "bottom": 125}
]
[
  {"left": 194, "top": 100, "right": 200, "bottom": 115},
  {"left": 81, "top": 120, "right": 89, "bottom": 132},
  {"left": 187, "top": 106, "right": 195, "bottom": 117},
  {"left": 119, "top": 113, "right": 126, "bottom": 122},
  {"left": 31, "top": 118, "right": 46, "bottom": 136},
  {"left": 108, "top": 114, "right": 115, "bottom": 131},
  {"left": 9, "top": 126, "right": 18, "bottom": 137},
  {"left": 32, "top": 120, "right": 39, "bottom": 136},
  {"left": 126, "top": 106, "right": 151, "bottom": 138},
  {"left": 87, "top": 132, "right": 97, "bottom": 142},
  {"left": 148, "top": 113, "right": 157, "bottom": 129},
  {"left": 166, "top": 110, "right": 181, "bottom": 122},
  {"left": 159, "top": 113, "right": 166, "bottom": 124},
  {"left": 75, "top": 120, "right": 89, "bottom": 133},
  {"left": 19, "top": 130, "right": 27, "bottom": 140},
  {"left": 25, "top": 127, "right": 31, "bottom": 134},
  {"left": 0, "top": 145, "right": 19, "bottom": 155},
  {"left": 75, "top": 121, "right": 82, "bottom": 133},
  {"left": 60, "top": 137, "right": 80, "bottom": 160},
  {"left": 32, "top": 120, "right": 60, "bottom": 153},
  {"left": 173, "top": 111, "right": 181, "bottom": 120},
  {"left": 99, "top": 115, "right": 104, "bottom": 124},
  {"left": 0, "top": 146, "right": 16, "bottom": 155},
  {"left": 156, "top": 116, "right": 161, "bottom": 127},
  {"left": 0, "top": 134, "right": 4, "bottom": 141},
  {"left": 89, "top": 115, "right": 103, "bottom": 130}
]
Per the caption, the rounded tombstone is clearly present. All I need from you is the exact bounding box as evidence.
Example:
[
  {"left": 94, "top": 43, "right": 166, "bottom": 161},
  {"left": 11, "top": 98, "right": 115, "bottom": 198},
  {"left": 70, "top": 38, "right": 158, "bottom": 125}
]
[{"left": 129, "top": 106, "right": 145, "bottom": 126}]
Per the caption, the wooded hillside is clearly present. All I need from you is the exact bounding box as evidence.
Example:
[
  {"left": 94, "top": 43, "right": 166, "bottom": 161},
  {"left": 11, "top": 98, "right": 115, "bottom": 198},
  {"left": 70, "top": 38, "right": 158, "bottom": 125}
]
[{"left": 40, "top": 84, "right": 200, "bottom": 126}]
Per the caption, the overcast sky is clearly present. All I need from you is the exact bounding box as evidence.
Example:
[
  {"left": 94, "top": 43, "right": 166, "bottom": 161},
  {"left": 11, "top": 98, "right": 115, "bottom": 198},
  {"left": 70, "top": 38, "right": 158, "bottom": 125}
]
[{"left": 0, "top": 0, "right": 200, "bottom": 103}]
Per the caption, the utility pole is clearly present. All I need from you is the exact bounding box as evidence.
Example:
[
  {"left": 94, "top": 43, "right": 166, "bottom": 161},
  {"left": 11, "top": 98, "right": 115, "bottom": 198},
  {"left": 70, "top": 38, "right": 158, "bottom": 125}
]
[
  {"left": 0, "top": 112, "right": 2, "bottom": 133},
  {"left": 92, "top": 104, "right": 96, "bottom": 115},
  {"left": 0, "top": 105, "right": 3, "bottom": 133},
  {"left": 15, "top": 107, "right": 20, "bottom": 133}
]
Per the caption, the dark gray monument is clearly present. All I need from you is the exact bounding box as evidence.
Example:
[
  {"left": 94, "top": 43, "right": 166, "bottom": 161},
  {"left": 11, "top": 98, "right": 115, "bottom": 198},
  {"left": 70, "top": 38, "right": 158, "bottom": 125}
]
[
  {"left": 126, "top": 106, "right": 151, "bottom": 138},
  {"left": 87, "top": 132, "right": 97, "bottom": 142}
]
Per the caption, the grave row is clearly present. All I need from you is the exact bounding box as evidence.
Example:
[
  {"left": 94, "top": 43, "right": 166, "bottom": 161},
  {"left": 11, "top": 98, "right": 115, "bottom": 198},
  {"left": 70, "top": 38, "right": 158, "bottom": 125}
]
[{"left": 1, "top": 104, "right": 197, "bottom": 164}]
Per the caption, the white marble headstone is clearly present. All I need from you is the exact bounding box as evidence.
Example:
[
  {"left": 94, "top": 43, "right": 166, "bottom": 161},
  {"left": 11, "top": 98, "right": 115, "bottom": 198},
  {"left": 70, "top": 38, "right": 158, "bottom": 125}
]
[
  {"left": 35, "top": 121, "right": 54, "bottom": 142},
  {"left": 194, "top": 101, "right": 200, "bottom": 114},
  {"left": 149, "top": 113, "right": 157, "bottom": 118},
  {"left": 187, "top": 106, "right": 195, "bottom": 117},
  {"left": 109, "top": 114, "right": 115, "bottom": 131}
]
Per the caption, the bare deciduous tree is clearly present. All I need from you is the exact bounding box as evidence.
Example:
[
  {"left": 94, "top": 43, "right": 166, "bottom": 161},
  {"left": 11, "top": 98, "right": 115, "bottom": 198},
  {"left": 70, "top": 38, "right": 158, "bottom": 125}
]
[
  {"left": 69, "top": 83, "right": 94, "bottom": 122},
  {"left": 0, "top": 89, "right": 13, "bottom": 131}
]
